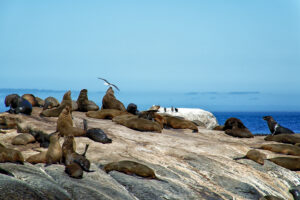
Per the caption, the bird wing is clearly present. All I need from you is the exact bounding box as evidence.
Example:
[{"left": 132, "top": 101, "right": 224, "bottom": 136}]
[
  {"left": 97, "top": 77, "right": 110, "bottom": 85},
  {"left": 111, "top": 84, "right": 120, "bottom": 91}
]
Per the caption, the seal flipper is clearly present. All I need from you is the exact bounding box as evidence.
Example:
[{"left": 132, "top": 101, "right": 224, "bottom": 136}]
[
  {"left": 82, "top": 144, "right": 89, "bottom": 157},
  {"left": 233, "top": 156, "right": 247, "bottom": 161}
]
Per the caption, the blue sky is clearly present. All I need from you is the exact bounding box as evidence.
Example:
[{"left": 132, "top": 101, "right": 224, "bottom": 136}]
[{"left": 0, "top": 1, "right": 300, "bottom": 111}]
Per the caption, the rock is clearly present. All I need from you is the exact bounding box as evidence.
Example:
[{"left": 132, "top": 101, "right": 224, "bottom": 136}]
[
  {"left": 72, "top": 101, "right": 78, "bottom": 111},
  {"left": 158, "top": 107, "right": 218, "bottom": 129}
]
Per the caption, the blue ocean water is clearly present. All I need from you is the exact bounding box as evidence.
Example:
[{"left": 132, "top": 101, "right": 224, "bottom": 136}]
[{"left": 1, "top": 88, "right": 299, "bottom": 134}]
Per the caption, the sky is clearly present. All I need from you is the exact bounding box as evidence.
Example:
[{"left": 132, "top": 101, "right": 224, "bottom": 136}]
[{"left": 0, "top": 1, "right": 300, "bottom": 111}]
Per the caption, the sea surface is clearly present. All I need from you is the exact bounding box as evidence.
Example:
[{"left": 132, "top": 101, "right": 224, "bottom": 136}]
[{"left": 1, "top": 88, "right": 299, "bottom": 134}]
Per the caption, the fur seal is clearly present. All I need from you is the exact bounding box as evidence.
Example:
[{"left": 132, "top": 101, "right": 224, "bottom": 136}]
[
  {"left": 264, "top": 134, "right": 300, "bottom": 145},
  {"left": 213, "top": 125, "right": 224, "bottom": 131},
  {"left": 43, "top": 97, "right": 60, "bottom": 110},
  {"left": 0, "top": 143, "right": 24, "bottom": 164},
  {"left": 164, "top": 116, "right": 198, "bottom": 132},
  {"left": 127, "top": 103, "right": 139, "bottom": 115},
  {"left": 104, "top": 160, "right": 157, "bottom": 179},
  {"left": 26, "top": 151, "right": 47, "bottom": 164},
  {"left": 101, "top": 87, "right": 126, "bottom": 111},
  {"left": 29, "top": 130, "right": 52, "bottom": 148},
  {"left": 62, "top": 136, "right": 93, "bottom": 172},
  {"left": 57, "top": 106, "right": 86, "bottom": 137},
  {"left": 41, "top": 91, "right": 72, "bottom": 117},
  {"left": 65, "top": 163, "right": 83, "bottom": 179},
  {"left": 86, "top": 128, "right": 112, "bottom": 144},
  {"left": 263, "top": 116, "right": 294, "bottom": 135},
  {"left": 76, "top": 89, "right": 89, "bottom": 112},
  {"left": 258, "top": 143, "right": 300, "bottom": 156},
  {"left": 223, "top": 118, "right": 253, "bottom": 138},
  {"left": 289, "top": 188, "right": 300, "bottom": 200},
  {"left": 113, "top": 114, "right": 162, "bottom": 133},
  {"left": 138, "top": 110, "right": 158, "bottom": 121},
  {"left": 12, "top": 133, "right": 36, "bottom": 145},
  {"left": 268, "top": 157, "right": 300, "bottom": 170},
  {"left": 35, "top": 96, "right": 44, "bottom": 107},
  {"left": 233, "top": 149, "right": 266, "bottom": 165},
  {"left": 86, "top": 109, "right": 128, "bottom": 120},
  {"left": 5, "top": 94, "right": 32, "bottom": 115},
  {"left": 45, "top": 132, "right": 62, "bottom": 165},
  {"left": 21, "top": 94, "right": 38, "bottom": 107}
]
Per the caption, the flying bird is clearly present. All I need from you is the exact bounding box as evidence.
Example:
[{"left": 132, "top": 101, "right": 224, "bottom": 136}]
[{"left": 97, "top": 77, "right": 120, "bottom": 91}]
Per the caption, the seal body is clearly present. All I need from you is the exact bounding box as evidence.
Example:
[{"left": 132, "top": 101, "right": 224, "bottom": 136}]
[
  {"left": 41, "top": 91, "right": 72, "bottom": 117},
  {"left": 86, "top": 109, "right": 127, "bottom": 120},
  {"left": 5, "top": 94, "right": 32, "bottom": 115},
  {"left": 264, "top": 134, "right": 300, "bottom": 145},
  {"left": 259, "top": 143, "right": 300, "bottom": 156},
  {"left": 101, "top": 87, "right": 126, "bottom": 111},
  {"left": 12, "top": 133, "right": 35, "bottom": 145},
  {"left": 21, "top": 94, "right": 38, "bottom": 107},
  {"left": 223, "top": 118, "right": 253, "bottom": 138},
  {"left": 43, "top": 97, "right": 60, "bottom": 110},
  {"left": 268, "top": 157, "right": 300, "bottom": 170},
  {"left": 164, "top": 116, "right": 198, "bottom": 133},
  {"left": 263, "top": 116, "right": 294, "bottom": 135},
  {"left": 86, "top": 128, "right": 112, "bottom": 143},
  {"left": 77, "top": 89, "right": 89, "bottom": 112},
  {"left": 45, "top": 132, "right": 62, "bottom": 165},
  {"left": 0, "top": 144, "right": 24, "bottom": 164},
  {"left": 127, "top": 103, "right": 139, "bottom": 115},
  {"left": 26, "top": 151, "right": 47, "bottom": 164},
  {"left": 234, "top": 149, "right": 266, "bottom": 165},
  {"left": 65, "top": 163, "right": 83, "bottom": 179},
  {"left": 104, "top": 160, "right": 156, "bottom": 179}
]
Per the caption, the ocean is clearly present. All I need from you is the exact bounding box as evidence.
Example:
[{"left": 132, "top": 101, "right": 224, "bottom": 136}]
[{"left": 1, "top": 88, "right": 299, "bottom": 134}]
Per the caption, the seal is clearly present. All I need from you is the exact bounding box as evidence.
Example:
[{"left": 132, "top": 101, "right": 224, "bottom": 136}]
[
  {"left": 65, "top": 163, "right": 83, "bottom": 179},
  {"left": 11, "top": 133, "right": 36, "bottom": 145},
  {"left": 113, "top": 114, "right": 162, "bottom": 133},
  {"left": 62, "top": 136, "right": 93, "bottom": 172},
  {"left": 57, "top": 106, "right": 86, "bottom": 137},
  {"left": 138, "top": 110, "right": 158, "bottom": 121},
  {"left": 263, "top": 116, "right": 294, "bottom": 135},
  {"left": 43, "top": 97, "right": 60, "bottom": 110},
  {"left": 164, "top": 116, "right": 198, "bottom": 133},
  {"left": 26, "top": 151, "right": 47, "bottom": 164},
  {"left": 86, "top": 109, "right": 128, "bottom": 120},
  {"left": 289, "top": 187, "right": 300, "bottom": 200},
  {"left": 264, "top": 134, "right": 300, "bottom": 145},
  {"left": 29, "top": 130, "right": 52, "bottom": 148},
  {"left": 76, "top": 89, "right": 89, "bottom": 112},
  {"left": 86, "top": 128, "right": 112, "bottom": 144},
  {"left": 0, "top": 143, "right": 24, "bottom": 164},
  {"left": 87, "top": 100, "right": 99, "bottom": 111},
  {"left": 35, "top": 96, "right": 45, "bottom": 107},
  {"left": 127, "top": 103, "right": 139, "bottom": 115},
  {"left": 45, "top": 132, "right": 62, "bottom": 165},
  {"left": 104, "top": 160, "right": 157, "bottom": 179},
  {"left": 233, "top": 149, "right": 266, "bottom": 165},
  {"left": 21, "top": 94, "right": 38, "bottom": 107},
  {"left": 5, "top": 94, "right": 32, "bottom": 115},
  {"left": 223, "top": 118, "right": 253, "bottom": 138},
  {"left": 268, "top": 157, "right": 300, "bottom": 170},
  {"left": 101, "top": 87, "right": 126, "bottom": 111},
  {"left": 41, "top": 91, "right": 72, "bottom": 117},
  {"left": 258, "top": 143, "right": 300, "bottom": 156}
]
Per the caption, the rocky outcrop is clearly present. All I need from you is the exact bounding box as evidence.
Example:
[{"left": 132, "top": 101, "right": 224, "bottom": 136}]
[
  {"left": 0, "top": 108, "right": 299, "bottom": 200},
  {"left": 158, "top": 107, "right": 218, "bottom": 129}
]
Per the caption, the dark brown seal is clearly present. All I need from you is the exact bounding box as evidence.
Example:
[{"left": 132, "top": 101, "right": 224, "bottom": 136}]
[
  {"left": 263, "top": 116, "right": 294, "bottom": 135},
  {"left": 101, "top": 87, "right": 126, "bottom": 111},
  {"left": 57, "top": 106, "right": 86, "bottom": 137},
  {"left": 264, "top": 134, "right": 300, "bottom": 145},
  {"left": 5, "top": 94, "right": 32, "bottom": 115},
  {"left": 104, "top": 160, "right": 157, "bottom": 179},
  {"left": 76, "top": 89, "right": 89, "bottom": 112},
  {"left": 22, "top": 94, "right": 38, "bottom": 107},
  {"left": 62, "top": 136, "right": 93, "bottom": 172},
  {"left": 268, "top": 157, "right": 300, "bottom": 171},
  {"left": 233, "top": 149, "right": 266, "bottom": 165},
  {"left": 43, "top": 97, "right": 60, "bottom": 110},
  {"left": 258, "top": 143, "right": 300, "bottom": 156},
  {"left": 45, "top": 132, "right": 62, "bottom": 165},
  {"left": 86, "top": 109, "right": 128, "bottom": 120},
  {"left": 164, "top": 116, "right": 198, "bottom": 133},
  {"left": 223, "top": 118, "right": 253, "bottom": 138},
  {"left": 41, "top": 91, "right": 72, "bottom": 117},
  {"left": 0, "top": 143, "right": 24, "bottom": 164},
  {"left": 113, "top": 115, "right": 162, "bottom": 133},
  {"left": 65, "top": 163, "right": 83, "bottom": 179}
]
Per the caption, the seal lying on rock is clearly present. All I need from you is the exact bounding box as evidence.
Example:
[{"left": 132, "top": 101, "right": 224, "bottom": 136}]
[
  {"left": 264, "top": 134, "right": 300, "bottom": 145},
  {"left": 86, "top": 128, "right": 112, "bottom": 144},
  {"left": 263, "top": 116, "right": 294, "bottom": 135},
  {"left": 0, "top": 143, "right": 24, "bottom": 164},
  {"left": 268, "top": 157, "right": 300, "bottom": 171},
  {"left": 57, "top": 106, "right": 86, "bottom": 137},
  {"left": 29, "top": 130, "right": 52, "bottom": 148},
  {"left": 45, "top": 132, "right": 62, "bottom": 165},
  {"left": 101, "top": 87, "right": 126, "bottom": 111},
  {"left": 43, "top": 97, "right": 60, "bottom": 110},
  {"left": 26, "top": 151, "right": 47, "bottom": 164},
  {"left": 21, "top": 94, "right": 38, "bottom": 107},
  {"left": 76, "top": 89, "right": 99, "bottom": 112},
  {"left": 164, "top": 116, "right": 198, "bottom": 133},
  {"left": 40, "top": 91, "right": 72, "bottom": 117},
  {"left": 104, "top": 160, "right": 157, "bottom": 179},
  {"left": 257, "top": 143, "right": 300, "bottom": 156},
  {"left": 233, "top": 149, "right": 266, "bottom": 165},
  {"left": 86, "top": 109, "right": 128, "bottom": 120},
  {"left": 113, "top": 115, "right": 162, "bottom": 133},
  {"left": 11, "top": 133, "right": 35, "bottom": 145},
  {"left": 5, "top": 94, "right": 32, "bottom": 115},
  {"left": 127, "top": 103, "right": 139, "bottom": 115},
  {"left": 223, "top": 118, "right": 253, "bottom": 138}
]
